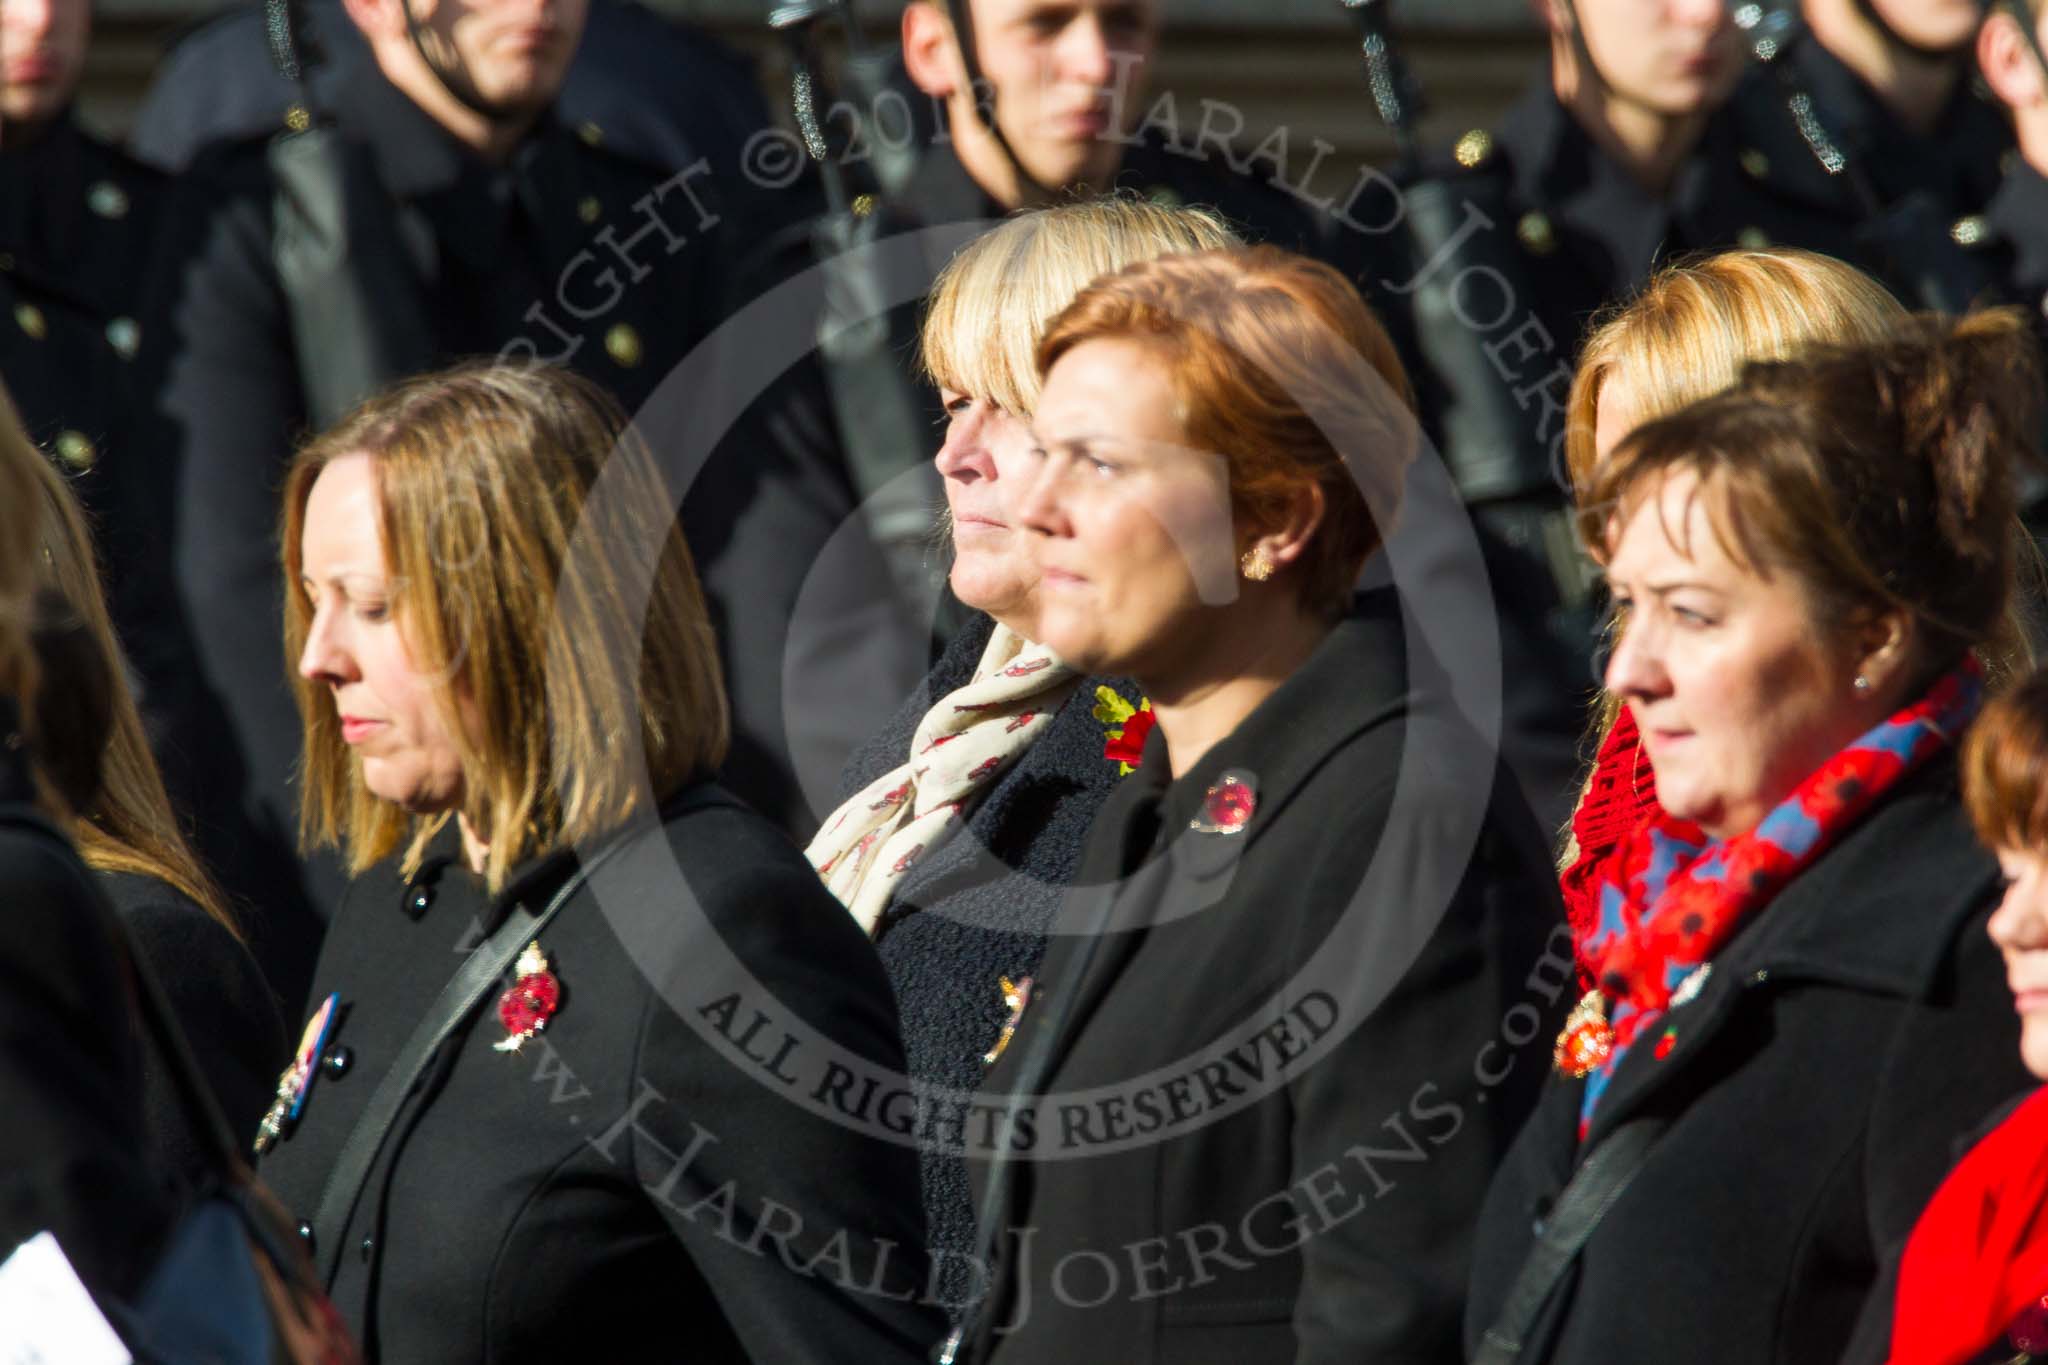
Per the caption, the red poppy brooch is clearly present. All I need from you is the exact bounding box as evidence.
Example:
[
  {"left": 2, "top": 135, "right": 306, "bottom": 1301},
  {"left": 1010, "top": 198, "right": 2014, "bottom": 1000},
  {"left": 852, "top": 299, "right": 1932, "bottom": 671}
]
[
  {"left": 1094, "top": 687, "right": 1156, "bottom": 775},
  {"left": 494, "top": 941, "right": 562, "bottom": 1053}
]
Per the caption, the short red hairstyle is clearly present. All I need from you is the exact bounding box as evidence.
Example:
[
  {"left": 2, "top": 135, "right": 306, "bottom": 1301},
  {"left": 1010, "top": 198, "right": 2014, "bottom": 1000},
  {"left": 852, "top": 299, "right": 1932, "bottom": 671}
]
[
  {"left": 1966, "top": 669, "right": 2048, "bottom": 853},
  {"left": 1036, "top": 246, "right": 1417, "bottom": 619}
]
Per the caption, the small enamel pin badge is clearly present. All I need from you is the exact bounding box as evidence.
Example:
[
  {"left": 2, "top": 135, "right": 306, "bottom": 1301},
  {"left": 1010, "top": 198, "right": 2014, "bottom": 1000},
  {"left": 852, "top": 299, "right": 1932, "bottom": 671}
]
[
  {"left": 1190, "top": 769, "right": 1257, "bottom": 835},
  {"left": 254, "top": 992, "right": 340, "bottom": 1155},
  {"left": 494, "top": 941, "right": 562, "bottom": 1053},
  {"left": 982, "top": 976, "right": 1033, "bottom": 1066}
]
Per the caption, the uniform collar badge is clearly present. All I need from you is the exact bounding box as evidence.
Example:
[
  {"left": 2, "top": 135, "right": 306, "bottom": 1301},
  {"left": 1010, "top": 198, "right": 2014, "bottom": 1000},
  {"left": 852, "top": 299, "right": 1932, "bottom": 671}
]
[
  {"left": 253, "top": 991, "right": 341, "bottom": 1155},
  {"left": 495, "top": 941, "right": 562, "bottom": 1053}
]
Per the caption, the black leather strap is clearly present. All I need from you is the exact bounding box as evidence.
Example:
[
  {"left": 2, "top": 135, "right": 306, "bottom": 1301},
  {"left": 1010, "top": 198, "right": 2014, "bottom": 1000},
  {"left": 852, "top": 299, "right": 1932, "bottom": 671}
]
[
  {"left": 1473, "top": 1114, "right": 1669, "bottom": 1365},
  {"left": 306, "top": 829, "right": 643, "bottom": 1284}
]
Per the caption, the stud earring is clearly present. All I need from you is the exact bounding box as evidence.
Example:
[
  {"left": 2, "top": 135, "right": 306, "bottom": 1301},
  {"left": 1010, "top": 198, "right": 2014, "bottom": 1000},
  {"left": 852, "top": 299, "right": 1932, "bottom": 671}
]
[
  {"left": 1240, "top": 548, "right": 1274, "bottom": 582},
  {"left": 1853, "top": 675, "right": 1871, "bottom": 693}
]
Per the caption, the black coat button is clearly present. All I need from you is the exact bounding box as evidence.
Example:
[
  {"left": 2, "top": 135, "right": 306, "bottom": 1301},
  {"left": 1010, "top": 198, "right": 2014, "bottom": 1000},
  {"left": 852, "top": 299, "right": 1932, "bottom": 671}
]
[
  {"left": 296, "top": 1221, "right": 315, "bottom": 1254},
  {"left": 360, "top": 1236, "right": 374, "bottom": 1262},
  {"left": 322, "top": 1046, "right": 353, "bottom": 1078}
]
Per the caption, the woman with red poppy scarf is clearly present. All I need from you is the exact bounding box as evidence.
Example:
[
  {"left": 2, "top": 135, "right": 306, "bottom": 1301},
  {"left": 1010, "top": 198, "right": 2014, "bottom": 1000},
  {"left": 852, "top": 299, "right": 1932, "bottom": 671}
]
[
  {"left": 1552, "top": 250, "right": 2038, "bottom": 984},
  {"left": 1465, "top": 310, "right": 2043, "bottom": 1365},
  {"left": 1877, "top": 670, "right": 2048, "bottom": 1365}
]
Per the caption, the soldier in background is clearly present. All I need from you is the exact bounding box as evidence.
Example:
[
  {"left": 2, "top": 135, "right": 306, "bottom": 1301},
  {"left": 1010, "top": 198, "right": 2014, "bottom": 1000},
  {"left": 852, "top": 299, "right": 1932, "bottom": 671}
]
[
  {"left": 1, "top": 0, "right": 197, "bottom": 777},
  {"left": 1976, "top": 0, "right": 2048, "bottom": 331},
  {"left": 1731, "top": 0, "right": 2012, "bottom": 279},
  {"left": 128, "top": 0, "right": 775, "bottom": 187},
  {"left": 1429, "top": 0, "right": 1861, "bottom": 359},
  {"left": 894, "top": 0, "right": 1335, "bottom": 276},
  {"left": 147, "top": 0, "right": 855, "bottom": 1005}
]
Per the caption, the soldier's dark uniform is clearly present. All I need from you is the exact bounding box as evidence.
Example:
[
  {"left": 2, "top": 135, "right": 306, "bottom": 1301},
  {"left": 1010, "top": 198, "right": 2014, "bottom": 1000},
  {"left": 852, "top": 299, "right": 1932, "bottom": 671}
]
[
  {"left": 1421, "top": 79, "right": 1869, "bottom": 385},
  {"left": 129, "top": 0, "right": 773, "bottom": 181},
  {"left": 0, "top": 114, "right": 194, "bottom": 743},
  {"left": 1978, "top": 156, "right": 2048, "bottom": 328},
  {"left": 150, "top": 64, "right": 855, "bottom": 1007},
  {"left": 1727, "top": 14, "right": 2016, "bottom": 306}
]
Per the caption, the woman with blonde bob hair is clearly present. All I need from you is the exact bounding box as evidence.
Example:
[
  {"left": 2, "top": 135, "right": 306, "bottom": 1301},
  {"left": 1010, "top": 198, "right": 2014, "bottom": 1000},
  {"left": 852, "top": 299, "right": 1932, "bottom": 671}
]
[
  {"left": 810, "top": 196, "right": 1237, "bottom": 1317},
  {"left": 261, "top": 362, "right": 941, "bottom": 1362},
  {"left": 23, "top": 452, "right": 285, "bottom": 1180}
]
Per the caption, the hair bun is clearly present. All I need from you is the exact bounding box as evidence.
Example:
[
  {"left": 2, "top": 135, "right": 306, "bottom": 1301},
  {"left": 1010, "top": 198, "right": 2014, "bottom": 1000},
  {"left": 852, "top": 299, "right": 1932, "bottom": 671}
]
[{"left": 1892, "top": 309, "right": 2042, "bottom": 569}]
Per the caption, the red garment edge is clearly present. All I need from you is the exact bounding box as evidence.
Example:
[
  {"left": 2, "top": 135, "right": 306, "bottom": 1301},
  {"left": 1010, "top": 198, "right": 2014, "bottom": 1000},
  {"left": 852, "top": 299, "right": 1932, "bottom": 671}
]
[
  {"left": 1889, "top": 1086, "right": 2048, "bottom": 1365},
  {"left": 1558, "top": 706, "right": 1662, "bottom": 983}
]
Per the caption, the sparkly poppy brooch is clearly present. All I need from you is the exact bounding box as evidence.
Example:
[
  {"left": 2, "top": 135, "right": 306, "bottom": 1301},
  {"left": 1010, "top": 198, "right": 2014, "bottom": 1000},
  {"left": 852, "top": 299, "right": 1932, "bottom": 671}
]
[
  {"left": 1093, "top": 686, "right": 1156, "bottom": 775},
  {"left": 495, "top": 941, "right": 562, "bottom": 1053}
]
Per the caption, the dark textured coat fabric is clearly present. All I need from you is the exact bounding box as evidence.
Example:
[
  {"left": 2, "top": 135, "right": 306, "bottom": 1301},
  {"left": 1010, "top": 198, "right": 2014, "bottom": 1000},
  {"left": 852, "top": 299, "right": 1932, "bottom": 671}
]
[
  {"left": 1465, "top": 753, "right": 2034, "bottom": 1365},
  {"left": 962, "top": 593, "right": 1570, "bottom": 1365},
  {"left": 253, "top": 785, "right": 944, "bottom": 1364},
  {"left": 99, "top": 871, "right": 287, "bottom": 1187},
  {"left": 837, "top": 611, "right": 1134, "bottom": 1315}
]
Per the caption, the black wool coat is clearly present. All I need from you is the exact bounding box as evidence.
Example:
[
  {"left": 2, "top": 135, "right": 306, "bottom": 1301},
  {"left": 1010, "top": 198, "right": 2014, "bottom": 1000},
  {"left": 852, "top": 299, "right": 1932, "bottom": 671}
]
[
  {"left": 961, "top": 593, "right": 1570, "bottom": 1365},
  {"left": 100, "top": 871, "right": 287, "bottom": 1186},
  {"left": 839, "top": 611, "right": 1133, "bottom": 1315},
  {"left": 254, "top": 786, "right": 945, "bottom": 1364},
  {"left": 0, "top": 749, "right": 174, "bottom": 1303},
  {"left": 1465, "top": 754, "right": 2034, "bottom": 1365}
]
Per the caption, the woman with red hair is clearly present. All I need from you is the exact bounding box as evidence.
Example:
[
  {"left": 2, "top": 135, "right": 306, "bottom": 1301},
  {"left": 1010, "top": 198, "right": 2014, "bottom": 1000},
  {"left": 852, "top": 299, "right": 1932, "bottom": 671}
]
[{"left": 950, "top": 246, "right": 1564, "bottom": 1364}]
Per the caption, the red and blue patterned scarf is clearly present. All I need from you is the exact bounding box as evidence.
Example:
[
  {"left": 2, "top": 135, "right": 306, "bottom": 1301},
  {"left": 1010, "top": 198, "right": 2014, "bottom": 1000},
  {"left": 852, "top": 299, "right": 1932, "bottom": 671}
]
[{"left": 1578, "top": 660, "right": 1984, "bottom": 1136}]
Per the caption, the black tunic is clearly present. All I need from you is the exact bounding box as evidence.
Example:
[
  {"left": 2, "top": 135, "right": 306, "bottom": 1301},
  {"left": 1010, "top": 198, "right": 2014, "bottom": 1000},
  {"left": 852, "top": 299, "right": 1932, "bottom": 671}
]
[
  {"left": 0, "top": 115, "right": 193, "bottom": 741},
  {"left": 253, "top": 786, "right": 944, "bottom": 1363}
]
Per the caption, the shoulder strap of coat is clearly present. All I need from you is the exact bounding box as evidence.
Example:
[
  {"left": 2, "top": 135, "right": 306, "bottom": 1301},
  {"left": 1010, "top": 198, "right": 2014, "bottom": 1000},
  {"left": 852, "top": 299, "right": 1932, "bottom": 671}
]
[{"left": 1472, "top": 1112, "right": 1670, "bottom": 1365}]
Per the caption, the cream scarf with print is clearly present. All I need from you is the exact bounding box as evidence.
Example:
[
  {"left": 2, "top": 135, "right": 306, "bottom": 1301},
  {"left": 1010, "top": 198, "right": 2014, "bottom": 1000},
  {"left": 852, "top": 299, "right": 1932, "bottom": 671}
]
[{"left": 807, "top": 624, "right": 1079, "bottom": 935}]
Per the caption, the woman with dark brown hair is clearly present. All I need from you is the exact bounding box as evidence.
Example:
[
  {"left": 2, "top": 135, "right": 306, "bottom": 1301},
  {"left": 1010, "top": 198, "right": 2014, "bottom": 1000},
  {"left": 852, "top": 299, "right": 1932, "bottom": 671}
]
[
  {"left": 23, "top": 451, "right": 286, "bottom": 1176},
  {"left": 0, "top": 385, "right": 178, "bottom": 1304},
  {"left": 952, "top": 247, "right": 1563, "bottom": 1364},
  {"left": 1467, "top": 312, "right": 2042, "bottom": 1365}
]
